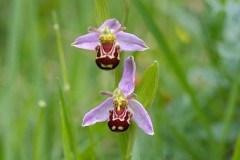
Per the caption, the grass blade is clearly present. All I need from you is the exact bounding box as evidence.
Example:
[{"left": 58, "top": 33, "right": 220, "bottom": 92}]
[
  {"left": 33, "top": 104, "right": 46, "bottom": 160},
  {"left": 58, "top": 81, "right": 72, "bottom": 160},
  {"left": 53, "top": 12, "right": 70, "bottom": 91},
  {"left": 58, "top": 80, "right": 79, "bottom": 160},
  {"left": 95, "top": 0, "right": 110, "bottom": 25}
]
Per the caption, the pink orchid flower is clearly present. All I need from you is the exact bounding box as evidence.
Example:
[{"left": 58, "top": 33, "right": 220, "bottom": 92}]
[
  {"left": 82, "top": 56, "right": 154, "bottom": 135},
  {"left": 72, "top": 19, "right": 148, "bottom": 70}
]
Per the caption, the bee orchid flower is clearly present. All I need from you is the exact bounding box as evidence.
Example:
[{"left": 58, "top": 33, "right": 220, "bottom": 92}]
[
  {"left": 82, "top": 56, "right": 154, "bottom": 135},
  {"left": 72, "top": 19, "right": 148, "bottom": 70}
]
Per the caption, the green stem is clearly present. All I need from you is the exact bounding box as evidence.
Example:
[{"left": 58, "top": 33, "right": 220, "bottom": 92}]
[
  {"left": 114, "top": 54, "right": 124, "bottom": 86},
  {"left": 115, "top": 0, "right": 129, "bottom": 86},
  {"left": 125, "top": 125, "right": 136, "bottom": 160},
  {"left": 52, "top": 11, "right": 70, "bottom": 91},
  {"left": 117, "top": 1, "right": 132, "bottom": 160},
  {"left": 94, "top": 1, "right": 132, "bottom": 159},
  {"left": 118, "top": 127, "right": 136, "bottom": 160}
]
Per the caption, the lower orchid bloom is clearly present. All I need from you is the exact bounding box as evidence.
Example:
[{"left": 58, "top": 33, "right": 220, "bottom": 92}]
[
  {"left": 72, "top": 19, "right": 148, "bottom": 70},
  {"left": 82, "top": 56, "right": 154, "bottom": 135}
]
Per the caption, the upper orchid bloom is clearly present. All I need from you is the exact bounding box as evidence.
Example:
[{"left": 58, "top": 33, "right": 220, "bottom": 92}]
[
  {"left": 82, "top": 56, "right": 154, "bottom": 135},
  {"left": 72, "top": 19, "right": 148, "bottom": 70}
]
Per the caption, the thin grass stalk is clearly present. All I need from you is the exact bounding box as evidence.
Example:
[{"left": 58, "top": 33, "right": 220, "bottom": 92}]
[
  {"left": 52, "top": 11, "right": 70, "bottom": 91},
  {"left": 58, "top": 81, "right": 74, "bottom": 160},
  {"left": 33, "top": 106, "right": 46, "bottom": 160}
]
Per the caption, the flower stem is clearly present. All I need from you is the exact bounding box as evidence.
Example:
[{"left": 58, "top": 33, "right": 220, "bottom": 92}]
[
  {"left": 118, "top": 128, "right": 136, "bottom": 160},
  {"left": 52, "top": 11, "right": 70, "bottom": 91},
  {"left": 117, "top": 1, "right": 133, "bottom": 160}
]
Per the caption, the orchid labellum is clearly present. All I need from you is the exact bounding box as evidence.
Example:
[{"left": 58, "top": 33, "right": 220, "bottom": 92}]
[{"left": 72, "top": 19, "right": 148, "bottom": 70}]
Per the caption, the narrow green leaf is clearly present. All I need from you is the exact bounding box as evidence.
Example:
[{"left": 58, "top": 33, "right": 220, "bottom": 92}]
[
  {"left": 60, "top": 101, "right": 73, "bottom": 160},
  {"left": 33, "top": 106, "right": 46, "bottom": 160},
  {"left": 232, "top": 133, "right": 240, "bottom": 160},
  {"left": 58, "top": 81, "right": 72, "bottom": 160},
  {"left": 53, "top": 12, "right": 70, "bottom": 92},
  {"left": 135, "top": 61, "right": 159, "bottom": 109},
  {"left": 58, "top": 81, "right": 79, "bottom": 160},
  {"left": 95, "top": 0, "right": 110, "bottom": 25}
]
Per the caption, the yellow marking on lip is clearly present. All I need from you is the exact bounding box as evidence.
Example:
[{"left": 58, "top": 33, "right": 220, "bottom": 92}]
[
  {"left": 118, "top": 126, "right": 124, "bottom": 130},
  {"left": 112, "top": 126, "right": 116, "bottom": 130},
  {"left": 100, "top": 63, "right": 113, "bottom": 68}
]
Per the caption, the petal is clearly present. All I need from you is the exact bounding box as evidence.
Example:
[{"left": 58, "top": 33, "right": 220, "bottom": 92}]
[
  {"left": 116, "top": 31, "right": 149, "bottom": 51},
  {"left": 82, "top": 98, "right": 113, "bottom": 126},
  {"left": 129, "top": 99, "right": 154, "bottom": 135},
  {"left": 71, "top": 32, "right": 99, "bottom": 50},
  {"left": 118, "top": 56, "right": 136, "bottom": 95},
  {"left": 99, "top": 18, "right": 121, "bottom": 31}
]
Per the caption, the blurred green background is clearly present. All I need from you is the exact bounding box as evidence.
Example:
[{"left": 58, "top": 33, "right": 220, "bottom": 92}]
[{"left": 0, "top": 0, "right": 240, "bottom": 160}]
